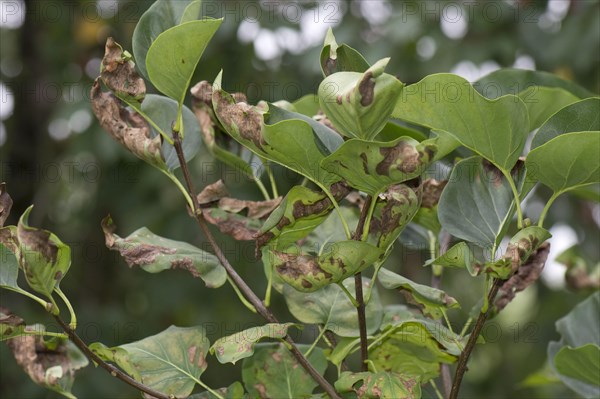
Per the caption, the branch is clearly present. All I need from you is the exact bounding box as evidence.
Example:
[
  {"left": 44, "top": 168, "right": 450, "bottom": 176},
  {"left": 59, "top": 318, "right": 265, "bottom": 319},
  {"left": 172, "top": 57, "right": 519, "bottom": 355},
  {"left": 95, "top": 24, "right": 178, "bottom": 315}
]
[
  {"left": 433, "top": 231, "right": 452, "bottom": 399},
  {"left": 171, "top": 132, "right": 341, "bottom": 399},
  {"left": 53, "top": 316, "right": 173, "bottom": 399},
  {"left": 352, "top": 195, "right": 374, "bottom": 372},
  {"left": 449, "top": 278, "right": 502, "bottom": 399}
]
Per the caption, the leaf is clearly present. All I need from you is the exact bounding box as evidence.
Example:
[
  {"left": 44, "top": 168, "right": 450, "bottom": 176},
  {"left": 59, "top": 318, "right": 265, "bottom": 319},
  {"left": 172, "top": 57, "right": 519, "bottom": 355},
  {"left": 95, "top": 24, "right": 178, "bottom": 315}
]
[
  {"left": 548, "top": 292, "right": 600, "bottom": 398},
  {"left": 211, "top": 323, "right": 295, "bottom": 364},
  {"left": 518, "top": 87, "right": 580, "bottom": 131},
  {"left": 321, "top": 137, "right": 436, "bottom": 196},
  {"left": 532, "top": 98, "right": 600, "bottom": 149},
  {"left": 241, "top": 343, "right": 327, "bottom": 399},
  {"left": 147, "top": 19, "right": 223, "bottom": 106},
  {"left": 0, "top": 230, "right": 20, "bottom": 290},
  {"left": 320, "top": 28, "right": 370, "bottom": 76},
  {"left": 438, "top": 156, "right": 527, "bottom": 250},
  {"left": 393, "top": 73, "right": 528, "bottom": 172},
  {"left": 141, "top": 94, "right": 202, "bottom": 170},
  {"left": 556, "top": 245, "right": 600, "bottom": 291},
  {"left": 283, "top": 277, "right": 383, "bottom": 337},
  {"left": 292, "top": 94, "right": 321, "bottom": 117},
  {"left": 189, "top": 381, "right": 247, "bottom": 399},
  {"left": 270, "top": 241, "right": 383, "bottom": 292},
  {"left": 425, "top": 242, "right": 482, "bottom": 276},
  {"left": 334, "top": 371, "right": 421, "bottom": 399},
  {"left": 0, "top": 307, "right": 26, "bottom": 341},
  {"left": 319, "top": 58, "right": 404, "bottom": 140},
  {"left": 99, "top": 37, "right": 145, "bottom": 105},
  {"left": 498, "top": 226, "right": 551, "bottom": 279},
  {"left": 132, "top": 0, "right": 200, "bottom": 80},
  {"left": 0, "top": 182, "right": 13, "bottom": 227},
  {"left": 378, "top": 268, "right": 459, "bottom": 319},
  {"left": 101, "top": 215, "right": 226, "bottom": 288},
  {"left": 554, "top": 344, "right": 600, "bottom": 387},
  {"left": 91, "top": 80, "right": 167, "bottom": 170},
  {"left": 92, "top": 325, "right": 210, "bottom": 397},
  {"left": 16, "top": 206, "right": 71, "bottom": 300},
  {"left": 7, "top": 334, "right": 88, "bottom": 398},
  {"left": 526, "top": 131, "right": 600, "bottom": 195}
]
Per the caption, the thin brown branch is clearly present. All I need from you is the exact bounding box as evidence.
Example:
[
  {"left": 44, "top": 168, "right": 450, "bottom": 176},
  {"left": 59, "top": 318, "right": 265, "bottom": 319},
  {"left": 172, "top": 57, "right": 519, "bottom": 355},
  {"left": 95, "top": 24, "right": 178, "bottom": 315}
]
[
  {"left": 53, "top": 316, "right": 173, "bottom": 399},
  {"left": 433, "top": 230, "right": 452, "bottom": 398},
  {"left": 449, "top": 278, "right": 502, "bottom": 399},
  {"left": 171, "top": 132, "right": 341, "bottom": 399},
  {"left": 352, "top": 195, "right": 374, "bottom": 372}
]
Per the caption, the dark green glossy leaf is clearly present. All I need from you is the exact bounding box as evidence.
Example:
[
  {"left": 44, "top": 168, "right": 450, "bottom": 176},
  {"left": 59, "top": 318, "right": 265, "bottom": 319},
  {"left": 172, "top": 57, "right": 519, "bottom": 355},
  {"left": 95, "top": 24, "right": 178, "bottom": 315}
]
[
  {"left": 241, "top": 343, "right": 327, "bottom": 399},
  {"left": 211, "top": 323, "right": 295, "bottom": 364},
  {"left": 101, "top": 215, "right": 226, "bottom": 288},
  {"left": 320, "top": 28, "right": 370, "bottom": 76},
  {"left": 335, "top": 371, "right": 421, "bottom": 399},
  {"left": 319, "top": 58, "right": 404, "bottom": 140},
  {"left": 91, "top": 325, "right": 210, "bottom": 398},
  {"left": 321, "top": 137, "right": 436, "bottom": 195},
  {"left": 378, "top": 268, "right": 459, "bottom": 319},
  {"left": 283, "top": 277, "right": 383, "bottom": 337},
  {"left": 532, "top": 98, "right": 600, "bottom": 149},
  {"left": 394, "top": 74, "right": 528, "bottom": 171},
  {"left": 555, "top": 344, "right": 600, "bottom": 387},
  {"left": 16, "top": 206, "right": 71, "bottom": 300},
  {"left": 147, "top": 19, "right": 222, "bottom": 106}
]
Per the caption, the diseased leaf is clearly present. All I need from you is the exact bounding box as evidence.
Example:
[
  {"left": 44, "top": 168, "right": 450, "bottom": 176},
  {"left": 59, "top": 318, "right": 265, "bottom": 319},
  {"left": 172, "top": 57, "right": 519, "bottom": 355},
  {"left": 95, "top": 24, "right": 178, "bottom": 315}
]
[
  {"left": 394, "top": 74, "right": 528, "bottom": 171},
  {"left": 147, "top": 19, "right": 223, "bottom": 106},
  {"left": 0, "top": 182, "right": 13, "bottom": 227},
  {"left": 554, "top": 344, "right": 600, "bottom": 387},
  {"left": 378, "top": 268, "right": 459, "bottom": 319},
  {"left": 7, "top": 334, "right": 88, "bottom": 398},
  {"left": 1, "top": 231, "right": 20, "bottom": 290},
  {"left": 241, "top": 343, "right": 327, "bottom": 399},
  {"left": 319, "top": 58, "right": 404, "bottom": 140},
  {"left": 92, "top": 325, "right": 209, "bottom": 398},
  {"left": 321, "top": 137, "right": 436, "bottom": 196},
  {"left": 320, "top": 28, "right": 370, "bottom": 76},
  {"left": 334, "top": 371, "right": 421, "bottom": 399},
  {"left": 100, "top": 37, "right": 145, "bottom": 105},
  {"left": 16, "top": 206, "right": 71, "bottom": 300},
  {"left": 283, "top": 277, "right": 383, "bottom": 337},
  {"left": 101, "top": 216, "right": 226, "bottom": 288},
  {"left": 270, "top": 241, "right": 383, "bottom": 292},
  {"left": 532, "top": 98, "right": 600, "bottom": 149},
  {"left": 0, "top": 307, "right": 27, "bottom": 341},
  {"left": 556, "top": 245, "right": 600, "bottom": 291},
  {"left": 526, "top": 131, "right": 600, "bottom": 195},
  {"left": 211, "top": 323, "right": 295, "bottom": 364},
  {"left": 497, "top": 227, "right": 551, "bottom": 279}
]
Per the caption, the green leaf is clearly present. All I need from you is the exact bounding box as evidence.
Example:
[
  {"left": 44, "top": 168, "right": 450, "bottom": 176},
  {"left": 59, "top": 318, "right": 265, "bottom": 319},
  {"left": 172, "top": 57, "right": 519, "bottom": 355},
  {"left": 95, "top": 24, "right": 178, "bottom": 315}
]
[
  {"left": 141, "top": 94, "right": 202, "bottom": 170},
  {"left": 526, "top": 131, "right": 600, "bottom": 195},
  {"left": 425, "top": 242, "right": 482, "bottom": 276},
  {"left": 270, "top": 241, "right": 383, "bottom": 292},
  {"left": 0, "top": 231, "right": 20, "bottom": 290},
  {"left": 132, "top": 0, "right": 201, "bottom": 80},
  {"left": 0, "top": 307, "right": 27, "bottom": 341},
  {"left": 92, "top": 325, "right": 210, "bottom": 397},
  {"left": 378, "top": 268, "right": 459, "bottom": 319},
  {"left": 211, "top": 323, "right": 295, "bottom": 364},
  {"left": 438, "top": 156, "right": 527, "bottom": 250},
  {"left": 16, "top": 206, "right": 71, "bottom": 300},
  {"left": 519, "top": 87, "right": 581, "bottom": 131},
  {"left": 180, "top": 0, "right": 202, "bottom": 23},
  {"left": 189, "top": 381, "right": 247, "bottom": 399},
  {"left": 548, "top": 292, "right": 600, "bottom": 398},
  {"left": 321, "top": 137, "right": 436, "bottom": 196},
  {"left": 241, "top": 343, "right": 327, "bottom": 399},
  {"left": 319, "top": 58, "right": 404, "bottom": 140},
  {"left": 532, "top": 98, "right": 600, "bottom": 149},
  {"left": 555, "top": 344, "right": 600, "bottom": 387},
  {"left": 101, "top": 216, "right": 226, "bottom": 288},
  {"left": 283, "top": 277, "right": 383, "bottom": 337},
  {"left": 320, "top": 28, "right": 370, "bottom": 76},
  {"left": 393, "top": 73, "right": 528, "bottom": 171},
  {"left": 334, "top": 371, "right": 421, "bottom": 399},
  {"left": 147, "top": 19, "right": 222, "bottom": 106},
  {"left": 292, "top": 94, "right": 321, "bottom": 117}
]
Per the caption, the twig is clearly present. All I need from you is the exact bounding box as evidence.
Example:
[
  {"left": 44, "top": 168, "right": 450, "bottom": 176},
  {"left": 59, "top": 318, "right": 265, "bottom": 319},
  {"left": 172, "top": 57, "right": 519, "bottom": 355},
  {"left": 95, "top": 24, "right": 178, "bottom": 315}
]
[
  {"left": 352, "top": 195, "right": 374, "bottom": 372},
  {"left": 449, "top": 278, "right": 502, "bottom": 399},
  {"left": 53, "top": 316, "right": 173, "bottom": 399},
  {"left": 171, "top": 132, "right": 341, "bottom": 399}
]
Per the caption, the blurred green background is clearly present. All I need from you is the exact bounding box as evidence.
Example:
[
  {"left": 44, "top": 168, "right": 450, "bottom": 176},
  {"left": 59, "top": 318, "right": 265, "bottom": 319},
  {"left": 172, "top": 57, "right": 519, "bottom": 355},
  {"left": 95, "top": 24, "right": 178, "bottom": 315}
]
[{"left": 1, "top": 0, "right": 599, "bottom": 398}]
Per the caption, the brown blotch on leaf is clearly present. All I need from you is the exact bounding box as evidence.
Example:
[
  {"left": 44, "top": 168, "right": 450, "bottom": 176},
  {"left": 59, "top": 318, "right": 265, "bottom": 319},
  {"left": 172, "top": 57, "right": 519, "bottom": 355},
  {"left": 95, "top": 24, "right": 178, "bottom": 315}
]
[
  {"left": 254, "top": 383, "right": 268, "bottom": 399},
  {"left": 197, "top": 180, "right": 229, "bottom": 205},
  {"left": 100, "top": 37, "right": 145, "bottom": 101},
  {"left": 421, "top": 179, "right": 448, "bottom": 208},
  {"left": 274, "top": 252, "right": 332, "bottom": 281},
  {"left": 171, "top": 258, "right": 198, "bottom": 277},
  {"left": 218, "top": 197, "right": 282, "bottom": 219},
  {"left": 376, "top": 141, "right": 421, "bottom": 176},
  {"left": 322, "top": 56, "right": 337, "bottom": 76},
  {"left": 91, "top": 80, "right": 163, "bottom": 166},
  {"left": 0, "top": 307, "right": 24, "bottom": 329},
  {"left": 0, "top": 182, "right": 13, "bottom": 228},
  {"left": 17, "top": 222, "right": 58, "bottom": 265},
  {"left": 481, "top": 159, "right": 504, "bottom": 188},
  {"left": 190, "top": 81, "right": 213, "bottom": 105},
  {"left": 0, "top": 225, "right": 18, "bottom": 254},
  {"left": 187, "top": 345, "right": 206, "bottom": 369},
  {"left": 358, "top": 71, "right": 375, "bottom": 106},
  {"left": 213, "top": 90, "right": 265, "bottom": 149},
  {"left": 204, "top": 210, "right": 260, "bottom": 241},
  {"left": 495, "top": 243, "right": 550, "bottom": 311}
]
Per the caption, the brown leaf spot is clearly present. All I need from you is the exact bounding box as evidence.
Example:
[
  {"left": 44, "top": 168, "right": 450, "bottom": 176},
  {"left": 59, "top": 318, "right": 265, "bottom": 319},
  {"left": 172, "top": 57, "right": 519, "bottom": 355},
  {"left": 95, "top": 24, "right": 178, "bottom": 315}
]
[
  {"left": 171, "top": 258, "right": 198, "bottom": 277},
  {"left": 254, "top": 383, "right": 268, "bottom": 399},
  {"left": 421, "top": 178, "right": 448, "bottom": 208},
  {"left": 204, "top": 209, "right": 259, "bottom": 241},
  {"left": 274, "top": 252, "right": 332, "bottom": 281},
  {"left": 17, "top": 223, "right": 58, "bottom": 265},
  {"left": 7, "top": 335, "right": 72, "bottom": 386},
  {"left": 197, "top": 180, "right": 229, "bottom": 205},
  {"left": 0, "top": 307, "right": 24, "bottom": 328},
  {"left": 376, "top": 141, "right": 421, "bottom": 176},
  {"left": 213, "top": 90, "right": 265, "bottom": 149},
  {"left": 0, "top": 183, "right": 13, "bottom": 228},
  {"left": 190, "top": 81, "right": 213, "bottom": 105},
  {"left": 218, "top": 197, "right": 282, "bottom": 219},
  {"left": 120, "top": 243, "right": 175, "bottom": 268},
  {"left": 0, "top": 225, "right": 19, "bottom": 254},
  {"left": 100, "top": 38, "right": 145, "bottom": 101},
  {"left": 359, "top": 71, "right": 375, "bottom": 106}
]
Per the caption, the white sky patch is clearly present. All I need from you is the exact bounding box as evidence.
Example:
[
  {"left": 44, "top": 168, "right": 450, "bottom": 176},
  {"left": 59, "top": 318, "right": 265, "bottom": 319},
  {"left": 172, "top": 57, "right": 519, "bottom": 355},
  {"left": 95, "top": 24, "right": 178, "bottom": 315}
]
[
  {"left": 0, "top": 82, "right": 14, "bottom": 120},
  {"left": 0, "top": 122, "right": 6, "bottom": 146},
  {"left": 238, "top": 19, "right": 260, "bottom": 44},
  {"left": 548, "top": 0, "right": 570, "bottom": 20},
  {"left": 359, "top": 0, "right": 392, "bottom": 26},
  {"left": 96, "top": 0, "right": 119, "bottom": 19},
  {"left": 513, "top": 54, "right": 536, "bottom": 70},
  {"left": 254, "top": 29, "right": 282, "bottom": 61},
  {"left": 299, "top": 2, "right": 342, "bottom": 49},
  {"left": 69, "top": 109, "right": 92, "bottom": 134},
  {"left": 48, "top": 118, "right": 71, "bottom": 141},
  {"left": 451, "top": 61, "right": 479, "bottom": 82},
  {"left": 440, "top": 5, "right": 468, "bottom": 40},
  {"left": 416, "top": 36, "right": 436, "bottom": 60},
  {"left": 276, "top": 27, "right": 305, "bottom": 55},
  {"left": 542, "top": 224, "right": 579, "bottom": 290},
  {"left": 0, "top": 0, "right": 25, "bottom": 29}
]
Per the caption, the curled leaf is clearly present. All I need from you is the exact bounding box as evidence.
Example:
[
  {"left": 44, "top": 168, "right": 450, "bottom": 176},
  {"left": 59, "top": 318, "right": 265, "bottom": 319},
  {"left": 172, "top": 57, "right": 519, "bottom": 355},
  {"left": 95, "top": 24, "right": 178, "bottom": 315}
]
[
  {"left": 197, "top": 180, "right": 229, "bottom": 204},
  {"left": 0, "top": 182, "right": 13, "bottom": 227},
  {"left": 499, "top": 226, "right": 552, "bottom": 278},
  {"left": 100, "top": 37, "right": 145, "bottom": 103},
  {"left": 320, "top": 28, "right": 370, "bottom": 76}
]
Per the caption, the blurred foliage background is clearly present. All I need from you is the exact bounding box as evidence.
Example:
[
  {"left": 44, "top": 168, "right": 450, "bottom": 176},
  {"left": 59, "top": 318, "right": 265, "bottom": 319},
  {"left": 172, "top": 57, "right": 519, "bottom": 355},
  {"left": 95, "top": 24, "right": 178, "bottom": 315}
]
[{"left": 1, "top": 0, "right": 599, "bottom": 398}]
